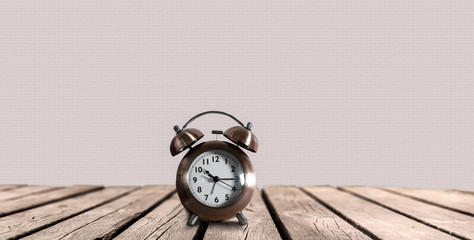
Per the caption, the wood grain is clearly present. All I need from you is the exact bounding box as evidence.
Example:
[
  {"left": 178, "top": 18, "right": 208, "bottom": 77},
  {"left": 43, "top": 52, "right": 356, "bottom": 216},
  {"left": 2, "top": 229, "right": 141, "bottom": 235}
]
[
  {"left": 303, "top": 186, "right": 458, "bottom": 240},
  {"left": 115, "top": 193, "right": 202, "bottom": 240},
  {"left": 343, "top": 186, "right": 474, "bottom": 239},
  {"left": 383, "top": 187, "right": 474, "bottom": 216},
  {"left": 263, "top": 186, "right": 370, "bottom": 240},
  {"left": 40, "top": 185, "right": 175, "bottom": 240},
  {"left": 0, "top": 186, "right": 62, "bottom": 202},
  {"left": 0, "top": 186, "right": 26, "bottom": 192},
  {"left": 1, "top": 185, "right": 472, "bottom": 239},
  {"left": 0, "top": 185, "right": 103, "bottom": 217},
  {"left": 204, "top": 189, "right": 281, "bottom": 240},
  {"left": 0, "top": 187, "right": 135, "bottom": 240}
]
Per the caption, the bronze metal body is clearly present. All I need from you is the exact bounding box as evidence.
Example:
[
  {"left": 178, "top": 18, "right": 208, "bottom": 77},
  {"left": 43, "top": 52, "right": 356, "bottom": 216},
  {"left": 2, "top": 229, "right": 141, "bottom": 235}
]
[
  {"left": 176, "top": 141, "right": 256, "bottom": 222},
  {"left": 171, "top": 111, "right": 258, "bottom": 224}
]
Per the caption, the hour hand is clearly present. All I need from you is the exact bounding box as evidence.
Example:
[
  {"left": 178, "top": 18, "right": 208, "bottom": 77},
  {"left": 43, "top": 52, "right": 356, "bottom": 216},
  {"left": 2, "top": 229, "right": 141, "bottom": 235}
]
[
  {"left": 203, "top": 169, "right": 214, "bottom": 178},
  {"left": 203, "top": 169, "right": 220, "bottom": 182}
]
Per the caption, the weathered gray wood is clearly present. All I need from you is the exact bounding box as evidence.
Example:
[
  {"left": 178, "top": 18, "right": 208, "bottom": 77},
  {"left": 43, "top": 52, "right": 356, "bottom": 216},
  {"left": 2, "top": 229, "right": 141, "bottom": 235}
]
[
  {"left": 383, "top": 187, "right": 474, "bottom": 216},
  {"left": 0, "top": 187, "right": 135, "bottom": 239},
  {"left": 2, "top": 185, "right": 473, "bottom": 240},
  {"left": 0, "top": 186, "right": 61, "bottom": 202},
  {"left": 0, "top": 185, "right": 103, "bottom": 217},
  {"left": 204, "top": 189, "right": 281, "bottom": 240},
  {"left": 115, "top": 193, "right": 201, "bottom": 240},
  {"left": 0, "top": 185, "right": 26, "bottom": 192},
  {"left": 36, "top": 185, "right": 175, "bottom": 240},
  {"left": 262, "top": 186, "right": 370, "bottom": 240},
  {"left": 27, "top": 186, "right": 177, "bottom": 240},
  {"left": 343, "top": 186, "right": 474, "bottom": 239},
  {"left": 303, "top": 186, "right": 457, "bottom": 240}
]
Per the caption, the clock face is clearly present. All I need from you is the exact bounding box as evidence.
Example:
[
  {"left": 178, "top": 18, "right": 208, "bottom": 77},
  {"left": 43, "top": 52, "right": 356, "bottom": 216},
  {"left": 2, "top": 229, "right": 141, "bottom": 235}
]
[{"left": 187, "top": 150, "right": 245, "bottom": 207}]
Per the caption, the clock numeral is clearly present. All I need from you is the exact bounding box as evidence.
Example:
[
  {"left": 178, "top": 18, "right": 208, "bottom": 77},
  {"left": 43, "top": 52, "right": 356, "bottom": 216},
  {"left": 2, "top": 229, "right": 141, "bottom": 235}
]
[
  {"left": 231, "top": 166, "right": 235, "bottom": 172},
  {"left": 195, "top": 167, "right": 203, "bottom": 173},
  {"left": 212, "top": 156, "right": 219, "bottom": 162},
  {"left": 235, "top": 176, "right": 239, "bottom": 182},
  {"left": 204, "top": 194, "right": 209, "bottom": 201},
  {"left": 214, "top": 197, "right": 219, "bottom": 203},
  {"left": 225, "top": 194, "right": 229, "bottom": 200},
  {"left": 197, "top": 187, "right": 202, "bottom": 193},
  {"left": 232, "top": 186, "right": 237, "bottom": 192},
  {"left": 202, "top": 159, "right": 209, "bottom": 165},
  {"left": 225, "top": 158, "right": 227, "bottom": 164},
  {"left": 193, "top": 177, "right": 197, "bottom": 183}
]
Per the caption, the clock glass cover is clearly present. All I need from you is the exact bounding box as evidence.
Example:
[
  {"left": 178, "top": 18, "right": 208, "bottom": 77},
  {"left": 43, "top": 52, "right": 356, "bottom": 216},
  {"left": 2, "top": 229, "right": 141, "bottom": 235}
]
[{"left": 187, "top": 150, "right": 245, "bottom": 207}]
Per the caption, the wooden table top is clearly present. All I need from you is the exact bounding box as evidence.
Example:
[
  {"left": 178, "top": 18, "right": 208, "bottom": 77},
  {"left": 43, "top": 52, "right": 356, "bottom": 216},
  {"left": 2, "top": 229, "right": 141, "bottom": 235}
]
[{"left": 0, "top": 185, "right": 473, "bottom": 240}]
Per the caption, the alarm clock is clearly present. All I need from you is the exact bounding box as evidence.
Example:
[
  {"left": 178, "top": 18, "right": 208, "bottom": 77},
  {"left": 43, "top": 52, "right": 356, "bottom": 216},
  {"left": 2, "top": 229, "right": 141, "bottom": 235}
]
[{"left": 170, "top": 111, "right": 258, "bottom": 226}]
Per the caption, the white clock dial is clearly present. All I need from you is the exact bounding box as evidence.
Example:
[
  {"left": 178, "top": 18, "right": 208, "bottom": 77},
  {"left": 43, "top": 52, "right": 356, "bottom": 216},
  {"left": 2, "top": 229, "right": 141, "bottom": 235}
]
[{"left": 187, "top": 150, "right": 245, "bottom": 207}]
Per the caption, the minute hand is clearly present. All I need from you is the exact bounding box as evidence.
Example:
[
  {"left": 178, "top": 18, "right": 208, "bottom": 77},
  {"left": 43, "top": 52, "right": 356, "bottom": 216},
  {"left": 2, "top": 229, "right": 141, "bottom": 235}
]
[{"left": 218, "top": 180, "right": 234, "bottom": 189}]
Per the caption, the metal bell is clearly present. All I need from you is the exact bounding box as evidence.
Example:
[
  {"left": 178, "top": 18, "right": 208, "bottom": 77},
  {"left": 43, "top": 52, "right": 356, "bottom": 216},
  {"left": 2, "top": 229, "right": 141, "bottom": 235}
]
[
  {"left": 170, "top": 128, "right": 204, "bottom": 156},
  {"left": 224, "top": 126, "right": 258, "bottom": 152}
]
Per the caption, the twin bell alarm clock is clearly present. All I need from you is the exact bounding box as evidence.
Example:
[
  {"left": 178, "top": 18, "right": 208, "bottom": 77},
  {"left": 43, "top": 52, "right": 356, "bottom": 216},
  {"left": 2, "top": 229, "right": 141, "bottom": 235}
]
[{"left": 169, "top": 111, "right": 258, "bottom": 226}]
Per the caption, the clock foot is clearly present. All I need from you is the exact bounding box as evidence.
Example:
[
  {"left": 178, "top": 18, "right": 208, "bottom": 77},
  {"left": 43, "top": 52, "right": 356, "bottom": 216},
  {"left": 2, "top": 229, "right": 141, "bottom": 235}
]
[
  {"left": 188, "top": 214, "right": 199, "bottom": 226},
  {"left": 236, "top": 212, "right": 247, "bottom": 225}
]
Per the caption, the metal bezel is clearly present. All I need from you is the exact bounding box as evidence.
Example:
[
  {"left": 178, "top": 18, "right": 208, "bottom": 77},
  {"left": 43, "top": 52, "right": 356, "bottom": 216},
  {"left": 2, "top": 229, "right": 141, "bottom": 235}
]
[{"left": 176, "top": 141, "right": 255, "bottom": 222}]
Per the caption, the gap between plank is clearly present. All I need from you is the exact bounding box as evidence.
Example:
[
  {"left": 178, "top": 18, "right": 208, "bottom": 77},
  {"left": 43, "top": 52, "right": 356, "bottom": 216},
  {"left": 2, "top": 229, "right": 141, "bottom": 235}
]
[
  {"left": 299, "top": 187, "right": 381, "bottom": 240},
  {"left": 380, "top": 188, "right": 474, "bottom": 218},
  {"left": 3, "top": 187, "right": 65, "bottom": 202},
  {"left": 260, "top": 188, "right": 291, "bottom": 240},
  {"left": 193, "top": 220, "right": 209, "bottom": 240},
  {"left": 338, "top": 187, "right": 468, "bottom": 240},
  {"left": 457, "top": 190, "right": 474, "bottom": 196},
  {"left": 105, "top": 189, "right": 177, "bottom": 239},
  {"left": 0, "top": 186, "right": 104, "bottom": 218},
  {"left": 0, "top": 185, "right": 27, "bottom": 192},
  {"left": 12, "top": 188, "right": 141, "bottom": 240}
]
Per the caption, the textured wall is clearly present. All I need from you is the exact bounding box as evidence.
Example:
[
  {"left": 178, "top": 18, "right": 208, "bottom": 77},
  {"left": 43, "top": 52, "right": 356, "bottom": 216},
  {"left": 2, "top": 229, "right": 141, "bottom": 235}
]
[{"left": 1, "top": 1, "right": 473, "bottom": 189}]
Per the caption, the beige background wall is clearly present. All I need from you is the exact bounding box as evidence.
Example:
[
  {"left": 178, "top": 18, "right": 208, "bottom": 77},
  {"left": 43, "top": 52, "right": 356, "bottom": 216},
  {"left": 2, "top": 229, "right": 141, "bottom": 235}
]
[{"left": 1, "top": 1, "right": 473, "bottom": 189}]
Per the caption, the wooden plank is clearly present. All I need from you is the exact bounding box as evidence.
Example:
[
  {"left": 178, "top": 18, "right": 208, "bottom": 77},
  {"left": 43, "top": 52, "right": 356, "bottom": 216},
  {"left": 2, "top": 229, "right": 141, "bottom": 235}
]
[
  {"left": 0, "top": 186, "right": 62, "bottom": 202},
  {"left": 31, "top": 185, "right": 175, "bottom": 240},
  {"left": 343, "top": 186, "right": 474, "bottom": 239},
  {"left": 0, "top": 187, "right": 135, "bottom": 239},
  {"left": 115, "top": 193, "right": 202, "bottom": 240},
  {"left": 204, "top": 189, "right": 281, "bottom": 240},
  {"left": 303, "top": 186, "right": 458, "bottom": 240},
  {"left": 0, "top": 185, "right": 26, "bottom": 192},
  {"left": 262, "top": 186, "right": 370, "bottom": 240},
  {"left": 384, "top": 187, "right": 474, "bottom": 216},
  {"left": 27, "top": 186, "right": 177, "bottom": 240},
  {"left": 0, "top": 185, "right": 103, "bottom": 217}
]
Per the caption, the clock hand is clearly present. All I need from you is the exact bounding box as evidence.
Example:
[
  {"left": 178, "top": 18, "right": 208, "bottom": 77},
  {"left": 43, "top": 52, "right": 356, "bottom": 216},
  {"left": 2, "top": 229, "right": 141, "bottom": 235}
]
[
  {"left": 210, "top": 182, "right": 216, "bottom": 195},
  {"left": 203, "top": 169, "right": 220, "bottom": 182},
  {"left": 203, "top": 169, "right": 214, "bottom": 178},
  {"left": 203, "top": 169, "right": 238, "bottom": 191},
  {"left": 218, "top": 180, "right": 234, "bottom": 189}
]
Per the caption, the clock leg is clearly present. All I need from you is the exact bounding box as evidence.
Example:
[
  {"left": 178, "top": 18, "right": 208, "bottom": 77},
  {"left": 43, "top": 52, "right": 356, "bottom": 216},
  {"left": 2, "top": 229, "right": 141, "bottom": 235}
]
[
  {"left": 188, "top": 214, "right": 199, "bottom": 226},
  {"left": 236, "top": 212, "right": 247, "bottom": 225}
]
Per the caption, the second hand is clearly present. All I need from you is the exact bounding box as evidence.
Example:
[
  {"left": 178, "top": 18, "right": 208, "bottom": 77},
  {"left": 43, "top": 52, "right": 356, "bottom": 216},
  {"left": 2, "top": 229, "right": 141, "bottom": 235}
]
[{"left": 210, "top": 182, "right": 216, "bottom": 195}]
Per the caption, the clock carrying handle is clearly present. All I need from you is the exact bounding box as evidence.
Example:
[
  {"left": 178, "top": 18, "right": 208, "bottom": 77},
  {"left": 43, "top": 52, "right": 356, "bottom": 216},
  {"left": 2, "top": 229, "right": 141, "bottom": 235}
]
[
  {"left": 174, "top": 111, "right": 252, "bottom": 133},
  {"left": 171, "top": 110, "right": 258, "bottom": 154}
]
